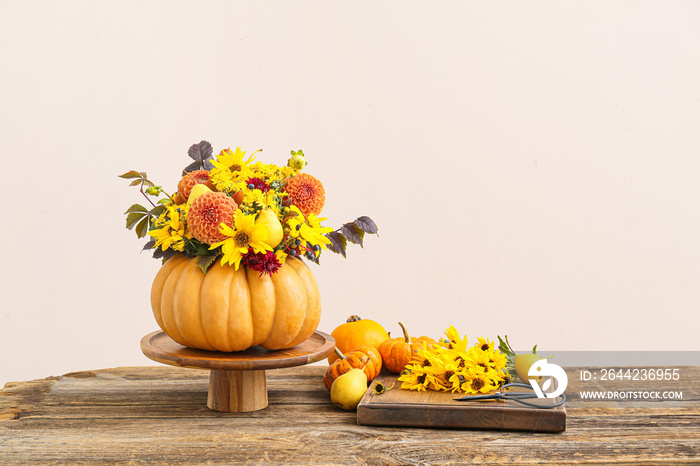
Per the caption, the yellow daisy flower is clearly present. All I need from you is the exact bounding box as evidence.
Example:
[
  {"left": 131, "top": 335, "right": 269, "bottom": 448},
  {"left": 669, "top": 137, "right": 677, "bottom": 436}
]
[
  {"left": 443, "top": 325, "right": 469, "bottom": 353},
  {"left": 462, "top": 368, "right": 499, "bottom": 395},
  {"left": 211, "top": 147, "right": 256, "bottom": 179},
  {"left": 476, "top": 336, "right": 495, "bottom": 353},
  {"left": 209, "top": 213, "right": 272, "bottom": 270}
]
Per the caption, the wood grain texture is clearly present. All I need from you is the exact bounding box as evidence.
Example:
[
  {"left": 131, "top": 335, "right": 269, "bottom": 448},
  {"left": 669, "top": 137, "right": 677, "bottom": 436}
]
[
  {"left": 357, "top": 373, "right": 566, "bottom": 432},
  {"left": 1, "top": 365, "right": 699, "bottom": 465},
  {"left": 208, "top": 370, "right": 267, "bottom": 412}
]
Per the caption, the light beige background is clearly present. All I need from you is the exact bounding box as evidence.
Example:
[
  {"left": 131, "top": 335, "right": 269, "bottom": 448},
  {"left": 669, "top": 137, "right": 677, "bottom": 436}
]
[{"left": 1, "top": 1, "right": 699, "bottom": 387}]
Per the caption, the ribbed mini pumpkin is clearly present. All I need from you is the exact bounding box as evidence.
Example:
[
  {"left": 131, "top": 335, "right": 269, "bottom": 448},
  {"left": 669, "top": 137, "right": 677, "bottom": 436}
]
[
  {"left": 379, "top": 322, "right": 438, "bottom": 373},
  {"left": 323, "top": 345, "right": 382, "bottom": 390},
  {"left": 150, "top": 254, "right": 321, "bottom": 351}
]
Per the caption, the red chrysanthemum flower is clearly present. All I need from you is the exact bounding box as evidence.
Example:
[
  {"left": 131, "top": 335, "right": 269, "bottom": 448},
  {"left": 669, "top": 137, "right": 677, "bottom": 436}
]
[
  {"left": 284, "top": 173, "right": 325, "bottom": 216},
  {"left": 246, "top": 177, "right": 270, "bottom": 193},
  {"left": 177, "top": 170, "right": 212, "bottom": 200},
  {"left": 187, "top": 192, "right": 238, "bottom": 244},
  {"left": 243, "top": 250, "right": 282, "bottom": 277}
]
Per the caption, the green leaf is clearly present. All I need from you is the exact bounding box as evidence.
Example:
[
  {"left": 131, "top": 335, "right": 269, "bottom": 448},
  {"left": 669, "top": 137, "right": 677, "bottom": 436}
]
[
  {"left": 326, "top": 231, "right": 347, "bottom": 258},
  {"left": 148, "top": 205, "right": 166, "bottom": 219},
  {"left": 129, "top": 179, "right": 142, "bottom": 186},
  {"left": 141, "top": 241, "right": 156, "bottom": 252},
  {"left": 340, "top": 222, "right": 365, "bottom": 247},
  {"left": 124, "top": 204, "right": 148, "bottom": 214},
  {"left": 125, "top": 211, "right": 147, "bottom": 230},
  {"left": 354, "top": 216, "right": 379, "bottom": 235},
  {"left": 196, "top": 254, "right": 220, "bottom": 274},
  {"left": 118, "top": 170, "right": 143, "bottom": 179},
  {"left": 135, "top": 217, "right": 150, "bottom": 239}
]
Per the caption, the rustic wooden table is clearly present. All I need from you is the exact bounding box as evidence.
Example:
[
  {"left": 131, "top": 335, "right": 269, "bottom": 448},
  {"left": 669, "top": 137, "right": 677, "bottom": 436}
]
[{"left": 1, "top": 365, "right": 698, "bottom": 464}]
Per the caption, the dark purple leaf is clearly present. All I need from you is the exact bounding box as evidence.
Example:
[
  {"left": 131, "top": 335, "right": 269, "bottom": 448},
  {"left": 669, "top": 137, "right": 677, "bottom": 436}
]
[
  {"left": 326, "top": 231, "right": 347, "bottom": 258},
  {"left": 187, "top": 141, "right": 213, "bottom": 162},
  {"left": 340, "top": 222, "right": 365, "bottom": 247},
  {"left": 153, "top": 248, "right": 176, "bottom": 261},
  {"left": 182, "top": 159, "right": 213, "bottom": 175},
  {"left": 354, "top": 216, "right": 378, "bottom": 235}
]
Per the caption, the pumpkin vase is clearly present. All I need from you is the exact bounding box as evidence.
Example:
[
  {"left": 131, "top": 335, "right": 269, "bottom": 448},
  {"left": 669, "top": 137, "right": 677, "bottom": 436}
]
[{"left": 150, "top": 254, "right": 322, "bottom": 352}]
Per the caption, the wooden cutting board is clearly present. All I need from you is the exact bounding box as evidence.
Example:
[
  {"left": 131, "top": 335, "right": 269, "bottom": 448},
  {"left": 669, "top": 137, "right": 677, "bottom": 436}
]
[{"left": 357, "top": 372, "right": 566, "bottom": 433}]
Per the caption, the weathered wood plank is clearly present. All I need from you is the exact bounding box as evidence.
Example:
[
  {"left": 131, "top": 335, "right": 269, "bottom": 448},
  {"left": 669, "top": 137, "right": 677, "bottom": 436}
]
[{"left": 1, "top": 366, "right": 699, "bottom": 465}]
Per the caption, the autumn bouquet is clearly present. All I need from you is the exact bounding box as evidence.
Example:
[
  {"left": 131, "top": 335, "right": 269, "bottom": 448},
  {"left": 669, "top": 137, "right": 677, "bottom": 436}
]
[
  {"left": 120, "top": 141, "right": 377, "bottom": 353},
  {"left": 121, "top": 141, "right": 377, "bottom": 274}
]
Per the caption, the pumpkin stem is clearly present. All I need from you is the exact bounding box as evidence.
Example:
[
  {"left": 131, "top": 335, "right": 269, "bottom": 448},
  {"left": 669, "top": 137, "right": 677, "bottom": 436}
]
[
  {"left": 398, "top": 321, "right": 410, "bottom": 343},
  {"left": 346, "top": 315, "right": 362, "bottom": 323},
  {"left": 334, "top": 346, "right": 347, "bottom": 360}
]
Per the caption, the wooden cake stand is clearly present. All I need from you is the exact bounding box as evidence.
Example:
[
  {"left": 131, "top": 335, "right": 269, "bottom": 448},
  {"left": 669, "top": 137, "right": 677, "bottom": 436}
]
[{"left": 140, "top": 330, "right": 335, "bottom": 413}]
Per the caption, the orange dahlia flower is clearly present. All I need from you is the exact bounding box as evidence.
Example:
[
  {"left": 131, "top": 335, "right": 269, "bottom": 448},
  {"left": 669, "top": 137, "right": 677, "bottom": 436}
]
[
  {"left": 285, "top": 173, "right": 325, "bottom": 216},
  {"left": 177, "top": 170, "right": 213, "bottom": 200},
  {"left": 187, "top": 192, "right": 238, "bottom": 244}
]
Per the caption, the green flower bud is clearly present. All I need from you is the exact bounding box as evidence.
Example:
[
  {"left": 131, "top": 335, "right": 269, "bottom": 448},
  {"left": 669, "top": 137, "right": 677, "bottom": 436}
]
[{"left": 288, "top": 153, "right": 307, "bottom": 170}]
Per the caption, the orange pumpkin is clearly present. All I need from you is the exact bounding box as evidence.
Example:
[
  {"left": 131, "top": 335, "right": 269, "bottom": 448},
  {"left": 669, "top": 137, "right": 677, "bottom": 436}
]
[
  {"left": 323, "top": 346, "right": 382, "bottom": 390},
  {"left": 328, "top": 315, "right": 390, "bottom": 364},
  {"left": 378, "top": 321, "right": 414, "bottom": 373},
  {"left": 379, "top": 322, "right": 438, "bottom": 373},
  {"left": 150, "top": 254, "right": 321, "bottom": 352}
]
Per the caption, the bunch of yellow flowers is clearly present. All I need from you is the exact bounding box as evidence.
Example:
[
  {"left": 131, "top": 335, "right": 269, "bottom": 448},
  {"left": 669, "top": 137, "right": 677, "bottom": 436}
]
[
  {"left": 122, "top": 141, "right": 378, "bottom": 276},
  {"left": 398, "top": 326, "right": 509, "bottom": 394}
]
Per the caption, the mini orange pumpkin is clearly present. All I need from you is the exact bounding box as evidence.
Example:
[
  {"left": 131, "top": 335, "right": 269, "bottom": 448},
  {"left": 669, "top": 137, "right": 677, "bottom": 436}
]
[
  {"left": 379, "top": 322, "right": 437, "bottom": 373},
  {"left": 323, "top": 345, "right": 382, "bottom": 390},
  {"left": 328, "top": 315, "right": 390, "bottom": 364},
  {"left": 378, "top": 321, "right": 414, "bottom": 373}
]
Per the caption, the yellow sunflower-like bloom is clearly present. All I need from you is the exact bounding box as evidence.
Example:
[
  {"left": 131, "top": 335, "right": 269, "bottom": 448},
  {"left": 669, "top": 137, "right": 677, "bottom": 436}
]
[
  {"left": 399, "top": 327, "right": 508, "bottom": 394},
  {"left": 476, "top": 336, "right": 494, "bottom": 352},
  {"left": 300, "top": 214, "right": 333, "bottom": 251},
  {"left": 461, "top": 366, "right": 500, "bottom": 395},
  {"left": 443, "top": 325, "right": 469, "bottom": 353},
  {"left": 285, "top": 206, "right": 305, "bottom": 238},
  {"left": 211, "top": 147, "right": 256, "bottom": 181},
  {"left": 209, "top": 213, "right": 272, "bottom": 270},
  {"left": 148, "top": 205, "right": 190, "bottom": 252}
]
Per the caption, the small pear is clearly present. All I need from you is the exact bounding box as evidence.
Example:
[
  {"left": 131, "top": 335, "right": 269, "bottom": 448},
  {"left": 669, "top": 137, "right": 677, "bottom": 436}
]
[
  {"left": 255, "top": 209, "right": 284, "bottom": 248},
  {"left": 188, "top": 183, "right": 212, "bottom": 203},
  {"left": 330, "top": 368, "right": 368, "bottom": 410},
  {"left": 515, "top": 353, "right": 545, "bottom": 383}
]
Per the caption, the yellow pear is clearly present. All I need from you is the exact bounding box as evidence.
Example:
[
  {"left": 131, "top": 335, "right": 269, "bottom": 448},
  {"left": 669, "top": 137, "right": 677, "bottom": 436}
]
[
  {"left": 187, "top": 183, "right": 212, "bottom": 203},
  {"left": 515, "top": 353, "right": 544, "bottom": 383},
  {"left": 256, "top": 209, "right": 284, "bottom": 248},
  {"left": 330, "top": 368, "right": 368, "bottom": 410}
]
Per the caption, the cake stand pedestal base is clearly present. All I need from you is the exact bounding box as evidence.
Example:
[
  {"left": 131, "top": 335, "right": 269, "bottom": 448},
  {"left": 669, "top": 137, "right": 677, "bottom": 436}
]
[
  {"left": 208, "top": 369, "right": 267, "bottom": 412},
  {"left": 140, "top": 330, "right": 335, "bottom": 413}
]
